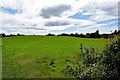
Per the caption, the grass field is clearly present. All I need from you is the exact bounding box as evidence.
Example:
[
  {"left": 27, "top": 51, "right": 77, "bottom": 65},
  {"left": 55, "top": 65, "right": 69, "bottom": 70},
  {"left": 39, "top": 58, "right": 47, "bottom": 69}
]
[
  {"left": 0, "top": 38, "right": 2, "bottom": 79},
  {"left": 2, "top": 35, "right": 106, "bottom": 78}
]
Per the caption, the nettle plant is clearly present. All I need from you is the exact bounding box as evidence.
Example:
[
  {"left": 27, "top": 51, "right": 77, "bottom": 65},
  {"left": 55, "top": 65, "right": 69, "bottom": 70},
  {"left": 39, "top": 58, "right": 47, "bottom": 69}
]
[
  {"left": 61, "top": 36, "right": 120, "bottom": 80},
  {"left": 103, "top": 36, "right": 120, "bottom": 80},
  {"left": 62, "top": 43, "right": 105, "bottom": 79}
]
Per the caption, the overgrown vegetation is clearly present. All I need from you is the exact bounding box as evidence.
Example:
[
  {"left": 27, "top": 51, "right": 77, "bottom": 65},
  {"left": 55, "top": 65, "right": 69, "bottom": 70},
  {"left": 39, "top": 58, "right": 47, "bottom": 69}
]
[
  {"left": 62, "top": 35, "right": 120, "bottom": 80},
  {"left": 103, "top": 36, "right": 120, "bottom": 79}
]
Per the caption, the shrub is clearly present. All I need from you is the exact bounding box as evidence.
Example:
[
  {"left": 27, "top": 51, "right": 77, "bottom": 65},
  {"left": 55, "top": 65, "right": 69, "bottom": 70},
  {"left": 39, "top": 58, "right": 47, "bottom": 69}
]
[
  {"left": 62, "top": 43, "right": 105, "bottom": 79},
  {"left": 102, "top": 36, "right": 120, "bottom": 80},
  {"left": 62, "top": 36, "right": 120, "bottom": 80}
]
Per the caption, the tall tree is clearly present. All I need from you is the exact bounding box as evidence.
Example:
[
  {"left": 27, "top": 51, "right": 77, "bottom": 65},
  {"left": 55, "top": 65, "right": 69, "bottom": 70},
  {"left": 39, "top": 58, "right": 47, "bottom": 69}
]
[
  {"left": 95, "top": 30, "right": 100, "bottom": 38},
  {"left": 114, "top": 30, "right": 117, "bottom": 35}
]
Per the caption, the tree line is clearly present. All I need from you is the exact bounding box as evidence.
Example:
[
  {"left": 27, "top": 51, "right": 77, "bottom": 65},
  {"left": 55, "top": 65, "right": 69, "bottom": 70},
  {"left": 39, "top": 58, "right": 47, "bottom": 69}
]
[
  {"left": 46, "top": 30, "right": 120, "bottom": 38},
  {"left": 0, "top": 33, "right": 24, "bottom": 38},
  {"left": 1, "top": 30, "right": 120, "bottom": 38}
]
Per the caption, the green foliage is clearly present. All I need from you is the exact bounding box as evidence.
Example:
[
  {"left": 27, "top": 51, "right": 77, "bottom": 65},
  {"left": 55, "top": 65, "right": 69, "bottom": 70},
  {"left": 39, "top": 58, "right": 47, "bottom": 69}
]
[
  {"left": 103, "top": 36, "right": 120, "bottom": 79},
  {"left": 62, "top": 44, "right": 106, "bottom": 79},
  {"left": 62, "top": 36, "right": 120, "bottom": 80},
  {"left": 50, "top": 60, "right": 55, "bottom": 65},
  {"left": 85, "top": 30, "right": 100, "bottom": 38},
  {"left": 95, "top": 30, "right": 100, "bottom": 38}
]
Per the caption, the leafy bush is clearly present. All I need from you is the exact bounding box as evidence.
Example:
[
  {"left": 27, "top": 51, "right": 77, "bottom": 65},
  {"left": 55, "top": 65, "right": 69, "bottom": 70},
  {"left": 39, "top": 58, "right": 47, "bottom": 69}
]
[
  {"left": 103, "top": 36, "right": 120, "bottom": 80},
  {"left": 62, "top": 36, "right": 120, "bottom": 80},
  {"left": 62, "top": 43, "right": 105, "bottom": 79}
]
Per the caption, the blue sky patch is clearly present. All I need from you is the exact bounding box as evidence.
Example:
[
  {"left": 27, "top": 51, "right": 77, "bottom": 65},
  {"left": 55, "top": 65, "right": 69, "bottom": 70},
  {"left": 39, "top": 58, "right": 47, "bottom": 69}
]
[
  {"left": 51, "top": 27, "right": 79, "bottom": 32},
  {"left": 2, "top": 8, "right": 22, "bottom": 15},
  {"left": 97, "top": 18, "right": 118, "bottom": 24},
  {"left": 109, "top": 22, "right": 118, "bottom": 27},
  {"left": 69, "top": 12, "right": 92, "bottom": 20},
  {"left": 79, "top": 25, "right": 92, "bottom": 28},
  {"left": 2, "top": 28, "right": 17, "bottom": 33},
  {"left": 98, "top": 22, "right": 118, "bottom": 29}
]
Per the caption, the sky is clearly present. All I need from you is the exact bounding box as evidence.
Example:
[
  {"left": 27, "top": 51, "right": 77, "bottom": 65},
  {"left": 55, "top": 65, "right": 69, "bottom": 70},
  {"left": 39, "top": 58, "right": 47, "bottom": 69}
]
[{"left": 0, "top": 0, "right": 119, "bottom": 35}]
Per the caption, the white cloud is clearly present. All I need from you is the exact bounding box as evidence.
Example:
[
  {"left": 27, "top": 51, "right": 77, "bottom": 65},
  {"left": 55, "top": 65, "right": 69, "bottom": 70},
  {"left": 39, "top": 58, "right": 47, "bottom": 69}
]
[
  {"left": 80, "top": 2, "right": 118, "bottom": 21},
  {"left": 0, "top": 0, "right": 119, "bottom": 35}
]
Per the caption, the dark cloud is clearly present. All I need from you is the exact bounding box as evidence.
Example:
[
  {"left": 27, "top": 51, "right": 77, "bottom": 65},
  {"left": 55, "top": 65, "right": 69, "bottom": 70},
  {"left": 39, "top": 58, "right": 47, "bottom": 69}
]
[
  {"left": 2, "top": 19, "right": 17, "bottom": 25},
  {"left": 45, "top": 21, "right": 70, "bottom": 26},
  {"left": 75, "top": 0, "right": 80, "bottom": 1},
  {"left": 99, "top": 3, "right": 118, "bottom": 16},
  {"left": 40, "top": 4, "right": 71, "bottom": 18},
  {"left": 33, "top": 24, "right": 37, "bottom": 26},
  {"left": 26, "top": 27, "right": 46, "bottom": 30},
  {"left": 80, "top": 2, "right": 118, "bottom": 16}
]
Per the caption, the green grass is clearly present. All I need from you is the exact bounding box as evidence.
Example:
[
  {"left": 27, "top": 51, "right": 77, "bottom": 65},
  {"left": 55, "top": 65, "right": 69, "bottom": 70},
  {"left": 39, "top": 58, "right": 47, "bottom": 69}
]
[
  {"left": 2, "top": 35, "right": 106, "bottom": 78},
  {"left": 0, "top": 38, "right": 2, "bottom": 79}
]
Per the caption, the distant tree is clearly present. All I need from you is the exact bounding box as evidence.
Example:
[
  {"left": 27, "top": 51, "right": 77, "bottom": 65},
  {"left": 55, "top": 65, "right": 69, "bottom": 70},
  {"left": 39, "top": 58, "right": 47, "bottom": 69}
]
[
  {"left": 46, "top": 33, "right": 55, "bottom": 36},
  {"left": 61, "top": 33, "right": 69, "bottom": 36},
  {"left": 90, "top": 33, "right": 95, "bottom": 38},
  {"left": 80, "top": 33, "right": 85, "bottom": 38},
  {"left": 17, "top": 33, "right": 20, "bottom": 36},
  {"left": 57, "top": 34, "right": 62, "bottom": 36},
  {"left": 85, "top": 33, "right": 90, "bottom": 38},
  {"left": 70, "top": 33, "right": 75, "bottom": 37},
  {"left": 1, "top": 33, "right": 6, "bottom": 37},
  {"left": 10, "top": 34, "right": 13, "bottom": 36},
  {"left": 86, "top": 33, "right": 90, "bottom": 35},
  {"left": 85, "top": 35, "right": 90, "bottom": 38},
  {"left": 75, "top": 33, "right": 79, "bottom": 37},
  {"left": 114, "top": 30, "right": 117, "bottom": 35},
  {"left": 118, "top": 30, "right": 120, "bottom": 34},
  {"left": 95, "top": 30, "right": 100, "bottom": 38},
  {"left": 101, "top": 34, "right": 108, "bottom": 38}
]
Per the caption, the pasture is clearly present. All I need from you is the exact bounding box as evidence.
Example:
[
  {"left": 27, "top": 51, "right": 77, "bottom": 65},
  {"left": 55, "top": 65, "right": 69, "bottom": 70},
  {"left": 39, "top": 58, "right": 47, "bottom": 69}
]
[{"left": 2, "top": 36, "right": 106, "bottom": 78}]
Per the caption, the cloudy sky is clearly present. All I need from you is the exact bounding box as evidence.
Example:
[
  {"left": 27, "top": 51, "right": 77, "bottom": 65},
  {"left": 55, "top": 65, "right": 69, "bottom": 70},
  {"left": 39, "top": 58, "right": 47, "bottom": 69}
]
[{"left": 0, "top": 0, "right": 119, "bottom": 35}]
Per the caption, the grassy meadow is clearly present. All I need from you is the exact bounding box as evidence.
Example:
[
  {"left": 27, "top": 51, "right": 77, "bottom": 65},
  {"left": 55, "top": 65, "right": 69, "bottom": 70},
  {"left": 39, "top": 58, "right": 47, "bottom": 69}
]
[
  {"left": 0, "top": 38, "right": 2, "bottom": 79},
  {"left": 2, "top": 35, "right": 106, "bottom": 78}
]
